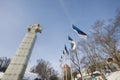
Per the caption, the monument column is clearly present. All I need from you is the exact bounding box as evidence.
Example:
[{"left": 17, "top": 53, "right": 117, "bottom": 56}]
[{"left": 2, "top": 24, "right": 42, "bottom": 80}]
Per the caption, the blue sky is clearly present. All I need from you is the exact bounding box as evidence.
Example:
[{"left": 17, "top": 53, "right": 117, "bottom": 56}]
[{"left": 0, "top": 0, "right": 120, "bottom": 73}]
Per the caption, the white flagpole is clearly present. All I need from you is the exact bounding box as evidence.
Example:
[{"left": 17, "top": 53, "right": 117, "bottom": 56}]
[
  {"left": 69, "top": 49, "right": 73, "bottom": 80},
  {"left": 73, "top": 32, "right": 83, "bottom": 80}
]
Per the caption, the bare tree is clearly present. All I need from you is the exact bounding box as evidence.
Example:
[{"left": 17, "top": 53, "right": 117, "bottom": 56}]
[
  {"left": 78, "top": 37, "right": 107, "bottom": 79},
  {"left": 0, "top": 57, "right": 11, "bottom": 72},
  {"left": 91, "top": 11, "right": 120, "bottom": 67},
  {"left": 70, "top": 49, "right": 83, "bottom": 80},
  {"left": 68, "top": 10, "right": 120, "bottom": 80},
  {"left": 31, "top": 59, "right": 59, "bottom": 80}
]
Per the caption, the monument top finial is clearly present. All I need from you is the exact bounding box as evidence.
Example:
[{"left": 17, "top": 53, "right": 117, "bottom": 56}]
[{"left": 27, "top": 24, "right": 42, "bottom": 33}]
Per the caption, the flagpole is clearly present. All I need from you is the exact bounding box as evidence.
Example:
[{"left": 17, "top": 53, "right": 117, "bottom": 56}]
[
  {"left": 69, "top": 49, "right": 72, "bottom": 80},
  {"left": 73, "top": 34, "right": 83, "bottom": 80},
  {"left": 69, "top": 50, "right": 73, "bottom": 80}
]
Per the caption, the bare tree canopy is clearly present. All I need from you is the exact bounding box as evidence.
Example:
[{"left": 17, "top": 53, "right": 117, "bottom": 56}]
[
  {"left": 0, "top": 57, "right": 11, "bottom": 72},
  {"left": 69, "top": 10, "right": 120, "bottom": 80},
  {"left": 91, "top": 11, "right": 120, "bottom": 66},
  {"left": 31, "top": 59, "right": 59, "bottom": 80}
]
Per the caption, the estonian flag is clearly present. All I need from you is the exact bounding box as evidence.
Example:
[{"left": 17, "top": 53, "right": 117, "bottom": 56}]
[
  {"left": 72, "top": 25, "right": 87, "bottom": 39},
  {"left": 68, "top": 36, "right": 76, "bottom": 50},
  {"left": 65, "top": 45, "right": 69, "bottom": 55},
  {"left": 63, "top": 50, "right": 65, "bottom": 55},
  {"left": 59, "top": 59, "right": 62, "bottom": 62},
  {"left": 68, "top": 36, "right": 75, "bottom": 43},
  {"left": 61, "top": 55, "right": 63, "bottom": 59}
]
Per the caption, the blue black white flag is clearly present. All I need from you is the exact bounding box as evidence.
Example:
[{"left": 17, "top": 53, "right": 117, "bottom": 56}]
[
  {"left": 72, "top": 25, "right": 87, "bottom": 39},
  {"left": 64, "top": 45, "right": 69, "bottom": 55},
  {"left": 68, "top": 36, "right": 75, "bottom": 43},
  {"left": 61, "top": 55, "right": 63, "bottom": 59},
  {"left": 63, "top": 50, "right": 66, "bottom": 55},
  {"left": 59, "top": 59, "right": 62, "bottom": 62},
  {"left": 68, "top": 36, "right": 76, "bottom": 50}
]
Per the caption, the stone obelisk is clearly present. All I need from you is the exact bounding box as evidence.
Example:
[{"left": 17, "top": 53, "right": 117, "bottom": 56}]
[{"left": 2, "top": 24, "right": 42, "bottom": 80}]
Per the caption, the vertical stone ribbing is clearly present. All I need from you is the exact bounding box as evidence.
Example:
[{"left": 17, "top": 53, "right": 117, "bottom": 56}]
[{"left": 2, "top": 24, "right": 42, "bottom": 80}]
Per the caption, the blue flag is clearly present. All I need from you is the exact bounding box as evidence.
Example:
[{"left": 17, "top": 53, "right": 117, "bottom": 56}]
[
  {"left": 68, "top": 36, "right": 74, "bottom": 43},
  {"left": 61, "top": 55, "right": 63, "bottom": 59},
  {"left": 68, "top": 36, "right": 76, "bottom": 50},
  {"left": 63, "top": 50, "right": 66, "bottom": 55},
  {"left": 72, "top": 25, "right": 87, "bottom": 39},
  {"left": 64, "top": 45, "right": 69, "bottom": 55}
]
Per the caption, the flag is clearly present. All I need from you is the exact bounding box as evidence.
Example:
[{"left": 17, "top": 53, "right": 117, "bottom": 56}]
[
  {"left": 72, "top": 25, "right": 87, "bottom": 39},
  {"left": 61, "top": 56, "right": 63, "bottom": 59},
  {"left": 59, "top": 59, "right": 62, "bottom": 62},
  {"left": 68, "top": 36, "right": 75, "bottom": 43},
  {"left": 64, "top": 45, "right": 69, "bottom": 55},
  {"left": 71, "top": 43, "right": 75, "bottom": 50},
  {"left": 68, "top": 36, "right": 76, "bottom": 50},
  {"left": 63, "top": 50, "right": 66, "bottom": 55}
]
